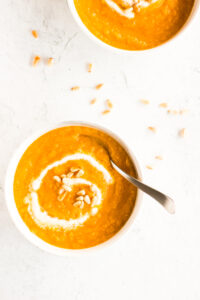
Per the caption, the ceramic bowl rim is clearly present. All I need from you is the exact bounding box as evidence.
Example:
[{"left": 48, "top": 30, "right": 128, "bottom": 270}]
[
  {"left": 5, "top": 121, "right": 143, "bottom": 256},
  {"left": 67, "top": 0, "right": 200, "bottom": 54}
]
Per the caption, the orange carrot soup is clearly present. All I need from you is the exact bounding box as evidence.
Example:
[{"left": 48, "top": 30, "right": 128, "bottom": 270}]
[
  {"left": 74, "top": 0, "right": 195, "bottom": 50},
  {"left": 14, "top": 126, "right": 138, "bottom": 249}
]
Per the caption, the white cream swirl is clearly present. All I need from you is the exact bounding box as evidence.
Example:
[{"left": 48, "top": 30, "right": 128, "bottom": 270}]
[
  {"left": 103, "top": 0, "right": 159, "bottom": 19},
  {"left": 25, "top": 154, "right": 113, "bottom": 231}
]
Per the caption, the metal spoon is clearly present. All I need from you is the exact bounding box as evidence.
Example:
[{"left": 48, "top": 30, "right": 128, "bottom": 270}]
[
  {"left": 80, "top": 134, "right": 175, "bottom": 214},
  {"left": 111, "top": 160, "right": 175, "bottom": 214}
]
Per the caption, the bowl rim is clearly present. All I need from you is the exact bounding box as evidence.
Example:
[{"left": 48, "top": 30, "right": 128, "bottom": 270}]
[
  {"left": 67, "top": 0, "right": 200, "bottom": 54},
  {"left": 5, "top": 121, "right": 143, "bottom": 256}
]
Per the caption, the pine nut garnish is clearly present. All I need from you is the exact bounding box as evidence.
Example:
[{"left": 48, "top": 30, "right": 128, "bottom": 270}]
[
  {"left": 33, "top": 56, "right": 40, "bottom": 66},
  {"left": 155, "top": 155, "right": 163, "bottom": 160},
  {"left": 102, "top": 109, "right": 110, "bottom": 115},
  {"left": 66, "top": 172, "right": 74, "bottom": 178},
  {"left": 76, "top": 169, "right": 84, "bottom": 177},
  {"left": 47, "top": 57, "right": 54, "bottom": 66},
  {"left": 70, "top": 167, "right": 80, "bottom": 173},
  {"left": 62, "top": 177, "right": 69, "bottom": 185},
  {"left": 106, "top": 99, "right": 113, "bottom": 109},
  {"left": 84, "top": 195, "right": 91, "bottom": 204},
  {"left": 77, "top": 190, "right": 86, "bottom": 196},
  {"left": 88, "top": 63, "right": 93, "bottom": 73},
  {"left": 73, "top": 200, "right": 83, "bottom": 208},
  {"left": 63, "top": 185, "right": 72, "bottom": 192},
  {"left": 90, "top": 98, "right": 97, "bottom": 105},
  {"left": 96, "top": 83, "right": 103, "bottom": 90},
  {"left": 76, "top": 196, "right": 84, "bottom": 201},
  {"left": 71, "top": 86, "right": 80, "bottom": 91},
  {"left": 58, "top": 192, "right": 67, "bottom": 202},
  {"left": 140, "top": 99, "right": 150, "bottom": 105},
  {"left": 159, "top": 102, "right": 168, "bottom": 108},
  {"left": 58, "top": 188, "right": 65, "bottom": 195},
  {"left": 53, "top": 176, "right": 61, "bottom": 183},
  {"left": 32, "top": 30, "right": 38, "bottom": 39},
  {"left": 61, "top": 174, "right": 67, "bottom": 179},
  {"left": 146, "top": 165, "right": 153, "bottom": 170},
  {"left": 179, "top": 128, "right": 186, "bottom": 138},
  {"left": 148, "top": 126, "right": 156, "bottom": 133},
  {"left": 80, "top": 201, "right": 84, "bottom": 209}
]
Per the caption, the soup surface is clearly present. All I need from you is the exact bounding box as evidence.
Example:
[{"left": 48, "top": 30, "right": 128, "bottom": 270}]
[
  {"left": 74, "top": 0, "right": 195, "bottom": 50},
  {"left": 14, "top": 126, "right": 138, "bottom": 249}
]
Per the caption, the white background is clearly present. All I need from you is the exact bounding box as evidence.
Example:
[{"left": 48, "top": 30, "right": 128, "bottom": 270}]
[{"left": 0, "top": 1, "right": 200, "bottom": 299}]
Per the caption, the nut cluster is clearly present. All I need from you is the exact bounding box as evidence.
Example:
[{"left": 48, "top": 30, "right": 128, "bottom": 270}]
[
  {"left": 53, "top": 168, "right": 98, "bottom": 209},
  {"left": 53, "top": 167, "right": 84, "bottom": 202},
  {"left": 73, "top": 185, "right": 98, "bottom": 209},
  {"left": 73, "top": 190, "right": 91, "bottom": 209}
]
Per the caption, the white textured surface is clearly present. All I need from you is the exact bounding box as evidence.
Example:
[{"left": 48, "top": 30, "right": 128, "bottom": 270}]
[{"left": 0, "top": 1, "right": 200, "bottom": 299}]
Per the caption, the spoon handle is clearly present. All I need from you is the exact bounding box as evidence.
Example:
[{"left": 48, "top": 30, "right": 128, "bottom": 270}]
[{"left": 111, "top": 161, "right": 175, "bottom": 214}]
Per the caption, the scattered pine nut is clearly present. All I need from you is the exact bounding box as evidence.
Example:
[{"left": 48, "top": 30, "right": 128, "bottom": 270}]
[
  {"left": 71, "top": 86, "right": 80, "bottom": 91},
  {"left": 88, "top": 63, "right": 93, "bottom": 73},
  {"left": 146, "top": 165, "right": 153, "bottom": 170},
  {"left": 96, "top": 83, "right": 103, "bottom": 90},
  {"left": 32, "top": 56, "right": 40, "bottom": 66},
  {"left": 47, "top": 57, "right": 54, "bottom": 66},
  {"left": 140, "top": 99, "right": 150, "bottom": 105},
  {"left": 148, "top": 126, "right": 156, "bottom": 133},
  {"left": 90, "top": 98, "right": 97, "bottom": 105},
  {"left": 167, "top": 109, "right": 178, "bottom": 115},
  {"left": 102, "top": 109, "right": 110, "bottom": 115},
  {"left": 106, "top": 99, "right": 113, "bottom": 109},
  {"left": 172, "top": 110, "right": 178, "bottom": 115},
  {"left": 179, "top": 128, "right": 186, "bottom": 138},
  {"left": 32, "top": 30, "right": 38, "bottom": 39},
  {"left": 53, "top": 176, "right": 61, "bottom": 183},
  {"left": 77, "top": 190, "right": 86, "bottom": 196},
  {"left": 179, "top": 109, "right": 188, "bottom": 115},
  {"left": 155, "top": 155, "right": 163, "bottom": 160},
  {"left": 159, "top": 102, "right": 168, "bottom": 108}
]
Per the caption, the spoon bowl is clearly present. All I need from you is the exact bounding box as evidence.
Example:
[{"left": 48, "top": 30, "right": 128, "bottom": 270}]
[{"left": 110, "top": 160, "right": 175, "bottom": 214}]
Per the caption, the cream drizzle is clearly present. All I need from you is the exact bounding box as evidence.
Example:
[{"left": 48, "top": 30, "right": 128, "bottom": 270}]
[
  {"left": 25, "top": 154, "right": 113, "bottom": 231},
  {"left": 103, "top": 0, "right": 159, "bottom": 19}
]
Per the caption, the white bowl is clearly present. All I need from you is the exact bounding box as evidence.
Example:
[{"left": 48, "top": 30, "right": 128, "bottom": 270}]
[
  {"left": 5, "top": 121, "right": 143, "bottom": 256},
  {"left": 67, "top": 0, "right": 200, "bottom": 54}
]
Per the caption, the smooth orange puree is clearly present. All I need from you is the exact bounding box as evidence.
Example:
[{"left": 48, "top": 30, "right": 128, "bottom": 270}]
[
  {"left": 74, "top": 0, "right": 194, "bottom": 50},
  {"left": 14, "top": 126, "right": 138, "bottom": 249}
]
